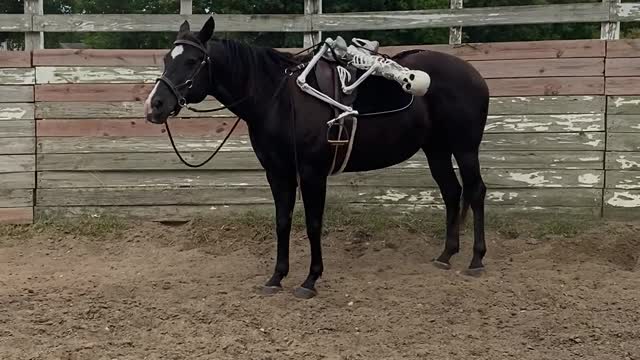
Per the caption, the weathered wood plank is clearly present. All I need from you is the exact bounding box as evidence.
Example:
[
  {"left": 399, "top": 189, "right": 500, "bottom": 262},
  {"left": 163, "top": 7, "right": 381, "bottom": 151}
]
[
  {"left": 33, "top": 49, "right": 166, "bottom": 66},
  {"left": 0, "top": 172, "right": 36, "bottom": 189},
  {"left": 34, "top": 97, "right": 605, "bottom": 119},
  {"left": 37, "top": 169, "right": 604, "bottom": 189},
  {"left": 0, "top": 155, "right": 35, "bottom": 173},
  {"left": 605, "top": 57, "right": 640, "bottom": 76},
  {"left": 35, "top": 113, "right": 602, "bottom": 138},
  {"left": 489, "top": 96, "right": 605, "bottom": 115},
  {"left": 0, "top": 138, "right": 35, "bottom": 155},
  {"left": 35, "top": 204, "right": 602, "bottom": 222},
  {"left": 36, "top": 118, "right": 246, "bottom": 137},
  {"left": 424, "top": 40, "right": 605, "bottom": 60},
  {"left": 0, "top": 68, "right": 35, "bottom": 85},
  {"left": 0, "top": 120, "right": 35, "bottom": 138},
  {"left": 33, "top": 14, "right": 312, "bottom": 32},
  {"left": 606, "top": 39, "right": 640, "bottom": 58},
  {"left": 37, "top": 137, "right": 254, "bottom": 154},
  {"left": 606, "top": 152, "right": 640, "bottom": 170},
  {"left": 36, "top": 137, "right": 605, "bottom": 170},
  {"left": 487, "top": 77, "right": 604, "bottom": 96},
  {"left": 612, "top": 3, "right": 640, "bottom": 22},
  {"left": 605, "top": 171, "right": 640, "bottom": 189},
  {"left": 606, "top": 133, "right": 640, "bottom": 151},
  {"left": 0, "top": 14, "right": 31, "bottom": 33},
  {"left": 36, "top": 66, "right": 161, "bottom": 84},
  {"left": 607, "top": 96, "right": 640, "bottom": 115},
  {"left": 0, "top": 52, "right": 31, "bottom": 68},
  {"left": 36, "top": 186, "right": 601, "bottom": 208},
  {"left": 605, "top": 77, "right": 640, "bottom": 96},
  {"left": 35, "top": 101, "right": 231, "bottom": 119},
  {"left": 471, "top": 58, "right": 604, "bottom": 79},
  {"left": 33, "top": 80, "right": 606, "bottom": 101},
  {"left": 0, "top": 104, "right": 35, "bottom": 121},
  {"left": 603, "top": 190, "right": 640, "bottom": 212},
  {"left": 0, "top": 189, "right": 33, "bottom": 208},
  {"left": 607, "top": 115, "right": 640, "bottom": 133},
  {"left": 313, "top": 4, "right": 608, "bottom": 31},
  {"left": 0, "top": 86, "right": 34, "bottom": 103},
  {"left": 35, "top": 84, "right": 155, "bottom": 102},
  {"left": 31, "top": 40, "right": 606, "bottom": 67},
  {"left": 38, "top": 152, "right": 260, "bottom": 171},
  {"left": 486, "top": 114, "right": 603, "bottom": 133},
  {"left": 481, "top": 133, "right": 604, "bottom": 151},
  {"left": 0, "top": 208, "right": 33, "bottom": 224},
  {"left": 37, "top": 150, "right": 604, "bottom": 172}
]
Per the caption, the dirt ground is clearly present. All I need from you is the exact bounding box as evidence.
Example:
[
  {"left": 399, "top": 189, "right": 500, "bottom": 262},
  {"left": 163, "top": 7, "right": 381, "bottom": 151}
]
[{"left": 1, "top": 212, "right": 639, "bottom": 360}]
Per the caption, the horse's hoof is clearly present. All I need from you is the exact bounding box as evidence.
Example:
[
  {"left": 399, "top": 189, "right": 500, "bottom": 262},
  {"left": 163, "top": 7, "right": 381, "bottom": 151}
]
[
  {"left": 293, "top": 287, "right": 317, "bottom": 299},
  {"left": 261, "top": 285, "right": 283, "bottom": 295},
  {"left": 432, "top": 259, "right": 452, "bottom": 270},
  {"left": 464, "top": 267, "right": 485, "bottom": 277}
]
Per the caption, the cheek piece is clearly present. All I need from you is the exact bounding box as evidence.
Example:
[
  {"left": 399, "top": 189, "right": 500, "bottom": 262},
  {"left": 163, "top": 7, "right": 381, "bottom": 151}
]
[{"left": 157, "top": 39, "right": 211, "bottom": 116}]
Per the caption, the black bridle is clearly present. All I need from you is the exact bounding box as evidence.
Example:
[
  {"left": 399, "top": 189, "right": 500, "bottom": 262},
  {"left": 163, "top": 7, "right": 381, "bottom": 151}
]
[
  {"left": 156, "top": 39, "right": 318, "bottom": 168},
  {"left": 156, "top": 39, "right": 246, "bottom": 168}
]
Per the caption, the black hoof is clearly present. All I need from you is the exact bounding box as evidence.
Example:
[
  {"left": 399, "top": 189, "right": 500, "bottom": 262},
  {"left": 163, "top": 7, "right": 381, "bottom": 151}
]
[
  {"left": 464, "top": 267, "right": 485, "bottom": 277},
  {"left": 432, "top": 259, "right": 452, "bottom": 270},
  {"left": 261, "top": 285, "right": 283, "bottom": 295},
  {"left": 293, "top": 287, "right": 317, "bottom": 299}
]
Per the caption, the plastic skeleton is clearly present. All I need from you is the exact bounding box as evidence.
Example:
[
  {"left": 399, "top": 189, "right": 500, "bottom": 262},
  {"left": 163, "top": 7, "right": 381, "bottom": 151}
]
[{"left": 296, "top": 36, "right": 431, "bottom": 126}]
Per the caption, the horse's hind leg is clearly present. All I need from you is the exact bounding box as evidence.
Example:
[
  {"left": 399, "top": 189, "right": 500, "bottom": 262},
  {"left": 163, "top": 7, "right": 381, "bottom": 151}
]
[
  {"left": 454, "top": 150, "right": 487, "bottom": 275},
  {"left": 425, "top": 149, "right": 462, "bottom": 269}
]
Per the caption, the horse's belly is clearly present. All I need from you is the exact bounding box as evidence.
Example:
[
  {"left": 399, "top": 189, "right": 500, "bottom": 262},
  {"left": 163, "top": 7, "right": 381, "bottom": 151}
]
[{"left": 342, "top": 118, "right": 426, "bottom": 172}]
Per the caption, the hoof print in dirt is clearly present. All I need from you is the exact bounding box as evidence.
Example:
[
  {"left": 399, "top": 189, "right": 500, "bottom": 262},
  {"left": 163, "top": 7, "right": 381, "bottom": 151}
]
[
  {"left": 432, "top": 259, "right": 452, "bottom": 270},
  {"left": 293, "top": 287, "right": 317, "bottom": 299},
  {"left": 464, "top": 267, "right": 485, "bottom": 277},
  {"left": 261, "top": 285, "right": 283, "bottom": 295}
]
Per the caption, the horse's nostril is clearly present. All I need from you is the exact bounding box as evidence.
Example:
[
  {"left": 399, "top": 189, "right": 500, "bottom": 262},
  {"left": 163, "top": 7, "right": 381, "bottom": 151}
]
[{"left": 152, "top": 98, "right": 163, "bottom": 109}]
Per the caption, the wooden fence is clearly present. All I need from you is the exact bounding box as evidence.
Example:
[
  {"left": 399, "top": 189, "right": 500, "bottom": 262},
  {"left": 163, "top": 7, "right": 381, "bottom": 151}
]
[{"left": 1, "top": 38, "right": 640, "bottom": 223}]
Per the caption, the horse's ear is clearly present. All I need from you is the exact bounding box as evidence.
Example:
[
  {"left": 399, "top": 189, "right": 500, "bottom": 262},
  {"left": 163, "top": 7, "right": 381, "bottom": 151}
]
[
  {"left": 198, "top": 16, "right": 216, "bottom": 44},
  {"left": 179, "top": 20, "right": 190, "bottom": 35}
]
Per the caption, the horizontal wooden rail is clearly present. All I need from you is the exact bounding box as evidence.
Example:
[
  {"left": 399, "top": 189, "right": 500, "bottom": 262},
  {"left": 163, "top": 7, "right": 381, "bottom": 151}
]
[{"left": 2, "top": 3, "right": 639, "bottom": 33}]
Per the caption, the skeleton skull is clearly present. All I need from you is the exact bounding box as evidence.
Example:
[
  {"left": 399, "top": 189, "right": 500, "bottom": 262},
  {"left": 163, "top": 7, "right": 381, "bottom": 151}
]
[{"left": 401, "top": 70, "right": 431, "bottom": 97}]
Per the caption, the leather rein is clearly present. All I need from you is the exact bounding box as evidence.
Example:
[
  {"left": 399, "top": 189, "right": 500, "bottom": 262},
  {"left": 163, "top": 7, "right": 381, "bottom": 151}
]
[{"left": 156, "top": 39, "right": 246, "bottom": 168}]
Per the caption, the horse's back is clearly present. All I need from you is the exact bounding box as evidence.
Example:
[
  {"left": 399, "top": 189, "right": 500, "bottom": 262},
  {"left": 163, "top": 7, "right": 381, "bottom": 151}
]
[{"left": 398, "top": 49, "right": 490, "bottom": 152}]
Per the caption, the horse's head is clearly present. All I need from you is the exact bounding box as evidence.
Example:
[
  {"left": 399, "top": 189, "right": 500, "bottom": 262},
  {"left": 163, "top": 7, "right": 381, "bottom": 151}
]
[{"left": 144, "top": 17, "right": 216, "bottom": 124}]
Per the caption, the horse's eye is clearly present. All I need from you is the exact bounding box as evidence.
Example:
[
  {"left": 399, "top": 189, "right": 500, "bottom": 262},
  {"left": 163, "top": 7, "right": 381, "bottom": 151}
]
[{"left": 185, "top": 58, "right": 198, "bottom": 66}]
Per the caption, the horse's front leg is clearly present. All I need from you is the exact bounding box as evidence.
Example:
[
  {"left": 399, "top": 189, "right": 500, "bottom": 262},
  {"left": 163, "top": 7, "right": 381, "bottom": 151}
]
[
  {"left": 262, "top": 171, "right": 297, "bottom": 294},
  {"left": 294, "top": 169, "right": 328, "bottom": 299}
]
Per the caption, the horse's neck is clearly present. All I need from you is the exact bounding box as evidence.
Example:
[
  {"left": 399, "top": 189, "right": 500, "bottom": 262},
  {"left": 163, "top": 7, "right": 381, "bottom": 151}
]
[{"left": 208, "top": 41, "right": 286, "bottom": 128}]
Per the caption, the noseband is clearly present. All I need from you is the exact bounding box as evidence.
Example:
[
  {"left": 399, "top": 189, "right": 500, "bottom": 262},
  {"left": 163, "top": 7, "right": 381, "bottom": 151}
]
[{"left": 156, "top": 39, "right": 212, "bottom": 116}]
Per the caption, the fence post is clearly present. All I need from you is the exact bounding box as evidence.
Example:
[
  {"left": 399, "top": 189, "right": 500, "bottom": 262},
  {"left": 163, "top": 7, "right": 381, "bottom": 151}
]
[
  {"left": 24, "top": 0, "right": 43, "bottom": 50},
  {"left": 180, "top": 0, "right": 193, "bottom": 15},
  {"left": 304, "top": 0, "right": 322, "bottom": 48},
  {"left": 449, "top": 0, "right": 463, "bottom": 45},
  {"left": 601, "top": 0, "right": 620, "bottom": 40}
]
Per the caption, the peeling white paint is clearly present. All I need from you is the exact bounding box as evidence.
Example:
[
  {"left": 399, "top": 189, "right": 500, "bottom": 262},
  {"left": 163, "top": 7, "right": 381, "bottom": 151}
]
[
  {"left": 36, "top": 66, "right": 161, "bottom": 84},
  {"left": 613, "top": 97, "right": 640, "bottom": 108},
  {"left": 607, "top": 191, "right": 640, "bottom": 208},
  {"left": 375, "top": 189, "right": 408, "bottom": 202},
  {"left": 508, "top": 172, "right": 550, "bottom": 186},
  {"left": 578, "top": 173, "right": 601, "bottom": 186},
  {"left": 407, "top": 191, "right": 436, "bottom": 203},
  {"left": 616, "top": 156, "right": 640, "bottom": 170},
  {"left": 488, "top": 191, "right": 506, "bottom": 202},
  {"left": 579, "top": 157, "right": 600, "bottom": 162},
  {"left": 0, "top": 107, "right": 28, "bottom": 120}
]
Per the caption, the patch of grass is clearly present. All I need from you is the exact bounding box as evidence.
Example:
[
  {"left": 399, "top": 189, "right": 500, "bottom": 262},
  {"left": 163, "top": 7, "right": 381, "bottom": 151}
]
[{"left": 0, "top": 213, "right": 128, "bottom": 240}]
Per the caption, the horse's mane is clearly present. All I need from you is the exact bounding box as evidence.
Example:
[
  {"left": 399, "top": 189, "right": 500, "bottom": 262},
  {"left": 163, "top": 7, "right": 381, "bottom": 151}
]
[{"left": 206, "top": 37, "right": 314, "bottom": 100}]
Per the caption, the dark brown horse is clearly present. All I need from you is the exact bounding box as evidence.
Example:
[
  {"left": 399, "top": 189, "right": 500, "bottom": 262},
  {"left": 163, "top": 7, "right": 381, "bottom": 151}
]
[{"left": 144, "top": 17, "right": 490, "bottom": 299}]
